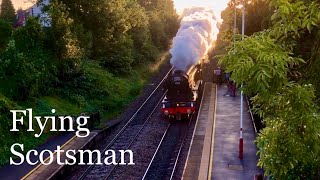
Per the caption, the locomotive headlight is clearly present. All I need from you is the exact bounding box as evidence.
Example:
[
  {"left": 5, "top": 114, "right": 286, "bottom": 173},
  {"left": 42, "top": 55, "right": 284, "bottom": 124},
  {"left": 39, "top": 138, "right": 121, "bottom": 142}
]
[
  {"left": 187, "top": 109, "right": 192, "bottom": 114},
  {"left": 164, "top": 110, "right": 169, "bottom": 116}
]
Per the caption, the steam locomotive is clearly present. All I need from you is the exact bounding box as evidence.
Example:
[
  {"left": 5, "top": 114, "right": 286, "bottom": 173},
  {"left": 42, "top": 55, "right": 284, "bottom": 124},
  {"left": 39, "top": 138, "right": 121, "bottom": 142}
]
[{"left": 161, "top": 64, "right": 203, "bottom": 120}]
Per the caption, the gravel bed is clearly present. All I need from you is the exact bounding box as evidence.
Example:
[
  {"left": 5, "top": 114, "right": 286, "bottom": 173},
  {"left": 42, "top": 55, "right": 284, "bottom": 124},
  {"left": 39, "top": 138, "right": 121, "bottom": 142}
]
[
  {"left": 171, "top": 113, "right": 198, "bottom": 180},
  {"left": 65, "top": 60, "right": 172, "bottom": 179},
  {"left": 107, "top": 110, "right": 169, "bottom": 180},
  {"left": 142, "top": 121, "right": 189, "bottom": 180},
  {"left": 83, "top": 98, "right": 166, "bottom": 179},
  {"left": 67, "top": 92, "right": 166, "bottom": 179}
]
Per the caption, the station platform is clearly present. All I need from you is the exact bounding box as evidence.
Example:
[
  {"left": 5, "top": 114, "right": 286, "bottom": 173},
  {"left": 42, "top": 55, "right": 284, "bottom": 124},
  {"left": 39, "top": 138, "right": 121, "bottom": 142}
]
[{"left": 182, "top": 83, "right": 262, "bottom": 180}]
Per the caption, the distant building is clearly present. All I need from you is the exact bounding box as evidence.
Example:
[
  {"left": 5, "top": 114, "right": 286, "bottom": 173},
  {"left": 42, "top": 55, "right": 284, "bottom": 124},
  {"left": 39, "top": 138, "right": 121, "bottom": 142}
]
[
  {"left": 15, "top": 10, "right": 26, "bottom": 27},
  {"left": 15, "top": 0, "right": 50, "bottom": 28}
]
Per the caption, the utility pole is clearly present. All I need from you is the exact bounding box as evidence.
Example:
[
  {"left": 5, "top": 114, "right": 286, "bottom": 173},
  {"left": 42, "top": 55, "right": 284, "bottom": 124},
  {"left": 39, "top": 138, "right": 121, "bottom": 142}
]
[
  {"left": 239, "top": 0, "right": 245, "bottom": 160},
  {"left": 234, "top": 0, "right": 237, "bottom": 43}
]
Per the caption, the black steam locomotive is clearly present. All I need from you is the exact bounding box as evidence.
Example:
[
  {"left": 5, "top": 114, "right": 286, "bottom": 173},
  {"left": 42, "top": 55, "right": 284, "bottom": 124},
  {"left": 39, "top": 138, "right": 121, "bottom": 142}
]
[{"left": 161, "top": 64, "right": 203, "bottom": 120}]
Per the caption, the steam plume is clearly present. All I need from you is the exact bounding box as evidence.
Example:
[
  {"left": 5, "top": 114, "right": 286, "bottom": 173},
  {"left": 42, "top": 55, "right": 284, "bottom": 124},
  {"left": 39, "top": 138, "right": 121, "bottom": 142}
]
[{"left": 170, "top": 7, "right": 219, "bottom": 72}]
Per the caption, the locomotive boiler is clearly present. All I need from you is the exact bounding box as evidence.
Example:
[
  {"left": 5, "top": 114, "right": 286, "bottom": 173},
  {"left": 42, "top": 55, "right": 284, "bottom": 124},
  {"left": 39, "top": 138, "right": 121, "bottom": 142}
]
[{"left": 161, "top": 64, "right": 203, "bottom": 120}]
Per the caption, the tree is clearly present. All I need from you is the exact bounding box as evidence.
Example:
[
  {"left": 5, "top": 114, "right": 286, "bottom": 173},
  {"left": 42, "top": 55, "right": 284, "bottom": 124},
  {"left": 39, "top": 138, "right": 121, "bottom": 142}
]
[
  {"left": 0, "top": 0, "right": 16, "bottom": 23},
  {"left": 215, "top": 0, "right": 274, "bottom": 56},
  {"left": 148, "top": 12, "right": 167, "bottom": 50},
  {"left": 55, "top": 0, "right": 178, "bottom": 74},
  {"left": 218, "top": 0, "right": 320, "bottom": 178},
  {"left": 140, "top": 0, "right": 179, "bottom": 50},
  {"left": 0, "top": 18, "right": 53, "bottom": 100},
  {"left": 47, "top": 0, "right": 83, "bottom": 81},
  {"left": 219, "top": 33, "right": 320, "bottom": 179},
  {"left": 13, "top": 18, "right": 44, "bottom": 51},
  {"left": 127, "top": 4, "right": 159, "bottom": 65},
  {"left": 255, "top": 83, "right": 320, "bottom": 179},
  {"left": 0, "top": 19, "right": 12, "bottom": 51},
  {"left": 38, "top": 0, "right": 178, "bottom": 75}
]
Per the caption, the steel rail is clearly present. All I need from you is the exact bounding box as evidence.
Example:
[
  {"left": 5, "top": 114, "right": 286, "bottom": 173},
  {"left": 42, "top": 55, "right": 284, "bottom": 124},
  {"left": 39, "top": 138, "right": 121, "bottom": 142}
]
[
  {"left": 142, "top": 118, "right": 192, "bottom": 180},
  {"left": 103, "top": 93, "right": 166, "bottom": 180},
  {"left": 78, "top": 68, "right": 172, "bottom": 180},
  {"left": 141, "top": 123, "right": 171, "bottom": 180},
  {"left": 169, "top": 119, "right": 192, "bottom": 180}
]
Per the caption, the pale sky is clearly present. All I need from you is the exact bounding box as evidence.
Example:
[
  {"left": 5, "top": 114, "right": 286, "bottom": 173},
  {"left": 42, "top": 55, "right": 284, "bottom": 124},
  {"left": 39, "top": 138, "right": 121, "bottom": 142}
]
[
  {"left": 173, "top": 0, "right": 230, "bottom": 17},
  {"left": 0, "top": 0, "right": 34, "bottom": 10}
]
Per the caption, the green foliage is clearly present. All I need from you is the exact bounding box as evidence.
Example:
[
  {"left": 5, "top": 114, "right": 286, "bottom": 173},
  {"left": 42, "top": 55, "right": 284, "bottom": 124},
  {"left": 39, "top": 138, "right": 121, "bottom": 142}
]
[
  {"left": 13, "top": 18, "right": 44, "bottom": 51},
  {"left": 267, "top": 0, "right": 320, "bottom": 100},
  {"left": 48, "top": 0, "right": 83, "bottom": 60},
  {"left": 101, "top": 34, "right": 134, "bottom": 75},
  {"left": 0, "top": 0, "right": 177, "bottom": 166},
  {"left": 0, "top": 0, "right": 16, "bottom": 23},
  {"left": 127, "top": 3, "right": 160, "bottom": 65},
  {"left": 0, "top": 19, "right": 12, "bottom": 51},
  {"left": 269, "top": 0, "right": 320, "bottom": 37},
  {"left": 0, "top": 40, "right": 52, "bottom": 100},
  {"left": 0, "top": 94, "right": 51, "bottom": 166},
  {"left": 0, "top": 53, "right": 166, "bottom": 166},
  {"left": 256, "top": 83, "right": 320, "bottom": 179},
  {"left": 47, "top": 0, "right": 83, "bottom": 81},
  {"left": 217, "top": 0, "right": 320, "bottom": 178},
  {"left": 0, "top": 94, "right": 19, "bottom": 144},
  {"left": 219, "top": 33, "right": 303, "bottom": 95},
  {"left": 0, "top": 19, "right": 54, "bottom": 100},
  {"left": 246, "top": 0, "right": 273, "bottom": 35},
  {"left": 149, "top": 12, "right": 168, "bottom": 50},
  {"left": 142, "top": 0, "right": 179, "bottom": 50},
  {"left": 73, "top": 23, "right": 93, "bottom": 57},
  {"left": 54, "top": 0, "right": 178, "bottom": 74},
  {"left": 129, "top": 26, "right": 160, "bottom": 65},
  {"left": 215, "top": 0, "right": 274, "bottom": 56}
]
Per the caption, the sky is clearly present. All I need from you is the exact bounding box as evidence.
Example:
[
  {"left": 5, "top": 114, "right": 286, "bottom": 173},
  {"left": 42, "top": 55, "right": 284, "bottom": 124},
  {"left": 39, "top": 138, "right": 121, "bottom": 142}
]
[
  {"left": 173, "top": 0, "right": 230, "bottom": 18},
  {"left": 0, "top": 0, "right": 35, "bottom": 10}
]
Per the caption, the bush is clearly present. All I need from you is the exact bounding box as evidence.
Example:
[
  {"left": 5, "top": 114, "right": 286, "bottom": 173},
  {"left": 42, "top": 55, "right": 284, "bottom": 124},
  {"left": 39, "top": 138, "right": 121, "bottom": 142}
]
[
  {"left": 0, "top": 19, "right": 12, "bottom": 51},
  {"left": 13, "top": 18, "right": 44, "bottom": 51},
  {"left": 101, "top": 35, "right": 134, "bottom": 75}
]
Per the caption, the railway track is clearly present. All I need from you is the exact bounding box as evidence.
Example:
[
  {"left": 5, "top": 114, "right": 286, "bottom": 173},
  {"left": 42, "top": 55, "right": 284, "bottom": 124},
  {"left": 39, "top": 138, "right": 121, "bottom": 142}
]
[
  {"left": 142, "top": 119, "right": 192, "bottom": 180},
  {"left": 77, "top": 68, "right": 172, "bottom": 180}
]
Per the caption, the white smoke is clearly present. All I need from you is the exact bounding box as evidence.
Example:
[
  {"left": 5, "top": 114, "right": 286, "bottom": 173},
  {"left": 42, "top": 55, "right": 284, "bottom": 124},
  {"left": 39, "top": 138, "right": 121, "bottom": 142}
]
[{"left": 170, "top": 7, "right": 220, "bottom": 72}]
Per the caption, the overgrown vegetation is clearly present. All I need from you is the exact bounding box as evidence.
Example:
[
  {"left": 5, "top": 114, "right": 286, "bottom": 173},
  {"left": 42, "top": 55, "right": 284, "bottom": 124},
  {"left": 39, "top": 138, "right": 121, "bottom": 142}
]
[
  {"left": 216, "top": 0, "right": 320, "bottom": 178},
  {"left": 0, "top": 0, "right": 16, "bottom": 23},
  {"left": 0, "top": 0, "right": 179, "bottom": 166}
]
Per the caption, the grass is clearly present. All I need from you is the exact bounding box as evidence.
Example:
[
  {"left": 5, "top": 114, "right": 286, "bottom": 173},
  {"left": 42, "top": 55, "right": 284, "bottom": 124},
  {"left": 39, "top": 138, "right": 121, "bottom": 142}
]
[{"left": 0, "top": 54, "right": 169, "bottom": 166}]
